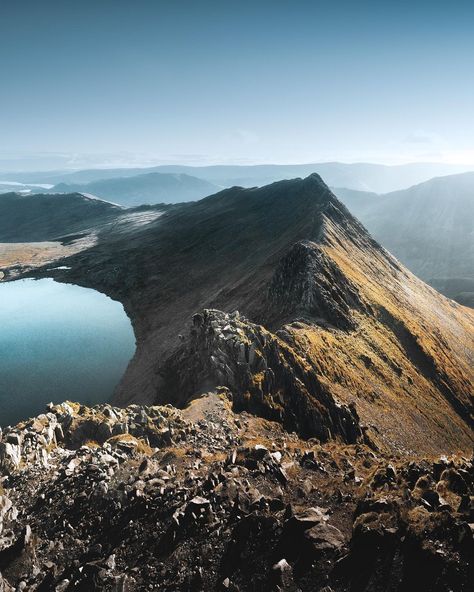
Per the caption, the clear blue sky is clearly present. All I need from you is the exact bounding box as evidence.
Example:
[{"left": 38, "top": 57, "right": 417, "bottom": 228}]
[{"left": 1, "top": 0, "right": 474, "bottom": 168}]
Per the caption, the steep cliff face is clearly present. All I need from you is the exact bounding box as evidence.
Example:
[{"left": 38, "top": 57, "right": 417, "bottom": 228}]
[{"left": 22, "top": 174, "right": 474, "bottom": 455}]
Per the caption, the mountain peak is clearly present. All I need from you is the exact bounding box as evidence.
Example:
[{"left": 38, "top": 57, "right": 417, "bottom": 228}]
[
  {"left": 266, "top": 172, "right": 334, "bottom": 202},
  {"left": 301, "top": 171, "right": 329, "bottom": 187}
]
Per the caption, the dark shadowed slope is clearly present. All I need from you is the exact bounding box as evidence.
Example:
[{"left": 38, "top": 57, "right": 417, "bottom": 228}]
[
  {"left": 50, "top": 172, "right": 221, "bottom": 207},
  {"left": 334, "top": 172, "right": 474, "bottom": 307},
  {"left": 24, "top": 175, "right": 474, "bottom": 456},
  {"left": 0, "top": 192, "right": 122, "bottom": 242}
]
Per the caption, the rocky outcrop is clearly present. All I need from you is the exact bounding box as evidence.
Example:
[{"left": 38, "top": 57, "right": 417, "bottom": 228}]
[
  {"left": 158, "top": 309, "right": 363, "bottom": 443},
  {"left": 264, "top": 239, "right": 370, "bottom": 330}
]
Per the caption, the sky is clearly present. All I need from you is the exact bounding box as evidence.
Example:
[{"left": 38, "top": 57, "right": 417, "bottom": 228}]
[{"left": 1, "top": 0, "right": 474, "bottom": 170}]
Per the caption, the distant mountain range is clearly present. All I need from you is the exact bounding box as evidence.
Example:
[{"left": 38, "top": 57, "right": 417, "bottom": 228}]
[
  {"left": 50, "top": 172, "right": 221, "bottom": 207},
  {"left": 333, "top": 171, "right": 474, "bottom": 307},
  {"left": 0, "top": 181, "right": 53, "bottom": 195},
  {"left": 4, "top": 161, "right": 473, "bottom": 194}
]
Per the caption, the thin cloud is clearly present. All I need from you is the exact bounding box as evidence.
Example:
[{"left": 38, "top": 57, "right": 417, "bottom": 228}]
[{"left": 404, "top": 130, "right": 442, "bottom": 145}]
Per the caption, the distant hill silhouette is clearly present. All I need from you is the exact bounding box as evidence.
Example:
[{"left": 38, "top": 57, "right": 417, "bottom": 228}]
[
  {"left": 51, "top": 172, "right": 221, "bottom": 207},
  {"left": 6, "top": 161, "right": 473, "bottom": 194}
]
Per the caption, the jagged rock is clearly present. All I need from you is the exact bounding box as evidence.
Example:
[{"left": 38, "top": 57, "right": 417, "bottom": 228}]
[
  {"left": 370, "top": 464, "right": 397, "bottom": 489},
  {"left": 0, "top": 497, "right": 13, "bottom": 533},
  {"left": 159, "top": 309, "right": 363, "bottom": 443},
  {"left": 305, "top": 522, "right": 345, "bottom": 552},
  {"left": 270, "top": 558, "right": 294, "bottom": 590},
  {"left": 265, "top": 239, "right": 369, "bottom": 330},
  {"left": 421, "top": 489, "right": 441, "bottom": 509},
  {"left": 0, "top": 444, "right": 21, "bottom": 474},
  {"left": 355, "top": 496, "right": 397, "bottom": 517},
  {"left": 439, "top": 468, "right": 469, "bottom": 495}
]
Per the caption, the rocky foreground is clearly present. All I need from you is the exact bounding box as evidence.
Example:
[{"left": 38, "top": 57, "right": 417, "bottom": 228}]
[{"left": 0, "top": 394, "right": 472, "bottom": 591}]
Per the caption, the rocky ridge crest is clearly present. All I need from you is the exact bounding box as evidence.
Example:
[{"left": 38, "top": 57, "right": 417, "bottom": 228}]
[{"left": 158, "top": 309, "right": 363, "bottom": 443}]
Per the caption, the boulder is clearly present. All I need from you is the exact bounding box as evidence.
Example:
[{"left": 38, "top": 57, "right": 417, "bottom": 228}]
[{"left": 0, "top": 443, "right": 21, "bottom": 473}]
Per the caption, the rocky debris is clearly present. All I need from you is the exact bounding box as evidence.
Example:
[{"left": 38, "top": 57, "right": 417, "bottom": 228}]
[
  {"left": 338, "top": 454, "right": 474, "bottom": 591},
  {"left": 0, "top": 398, "right": 470, "bottom": 590},
  {"left": 159, "top": 309, "right": 364, "bottom": 444}
]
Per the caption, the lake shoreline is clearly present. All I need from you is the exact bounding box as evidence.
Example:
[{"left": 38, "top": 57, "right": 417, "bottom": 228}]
[{"left": 0, "top": 278, "right": 136, "bottom": 426}]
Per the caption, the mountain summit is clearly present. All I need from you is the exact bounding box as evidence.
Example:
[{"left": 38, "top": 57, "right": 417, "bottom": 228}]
[{"left": 26, "top": 175, "right": 474, "bottom": 456}]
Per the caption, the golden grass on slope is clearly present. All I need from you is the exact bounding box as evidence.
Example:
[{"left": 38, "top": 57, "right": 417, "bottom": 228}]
[{"left": 283, "top": 216, "right": 474, "bottom": 456}]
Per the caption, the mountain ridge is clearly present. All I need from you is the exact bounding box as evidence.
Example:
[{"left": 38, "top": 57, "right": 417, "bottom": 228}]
[
  {"left": 1, "top": 173, "right": 473, "bottom": 591},
  {"left": 20, "top": 174, "right": 473, "bottom": 456},
  {"left": 0, "top": 191, "right": 122, "bottom": 243}
]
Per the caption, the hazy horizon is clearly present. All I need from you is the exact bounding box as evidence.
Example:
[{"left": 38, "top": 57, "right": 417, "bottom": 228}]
[{"left": 2, "top": 1, "right": 474, "bottom": 170}]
